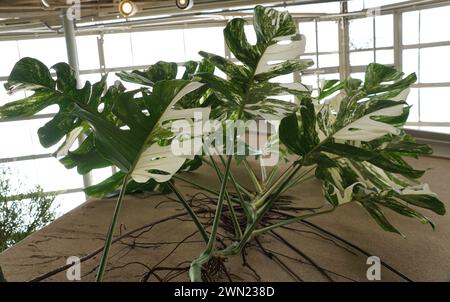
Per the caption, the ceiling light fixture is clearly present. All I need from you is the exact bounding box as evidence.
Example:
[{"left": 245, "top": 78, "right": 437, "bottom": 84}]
[
  {"left": 118, "top": 0, "right": 138, "bottom": 17},
  {"left": 41, "top": 0, "right": 51, "bottom": 8},
  {"left": 176, "top": 0, "right": 194, "bottom": 10}
]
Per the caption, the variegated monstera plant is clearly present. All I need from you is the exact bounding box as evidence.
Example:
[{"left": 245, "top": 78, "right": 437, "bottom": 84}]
[{"left": 0, "top": 6, "right": 445, "bottom": 282}]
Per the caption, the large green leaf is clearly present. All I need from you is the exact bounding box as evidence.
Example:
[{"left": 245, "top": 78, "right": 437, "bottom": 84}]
[
  {"left": 198, "top": 5, "right": 312, "bottom": 122},
  {"left": 116, "top": 61, "right": 178, "bottom": 86},
  {"left": 0, "top": 58, "right": 107, "bottom": 149},
  {"left": 280, "top": 62, "right": 444, "bottom": 234},
  {"left": 59, "top": 133, "right": 112, "bottom": 174},
  {"left": 74, "top": 80, "right": 209, "bottom": 184},
  {"left": 4, "top": 57, "right": 55, "bottom": 92}
]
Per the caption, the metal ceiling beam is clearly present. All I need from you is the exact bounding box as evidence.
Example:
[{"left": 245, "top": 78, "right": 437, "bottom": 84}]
[
  {"left": 0, "top": 0, "right": 339, "bottom": 35},
  {"left": 62, "top": 8, "right": 93, "bottom": 189}
]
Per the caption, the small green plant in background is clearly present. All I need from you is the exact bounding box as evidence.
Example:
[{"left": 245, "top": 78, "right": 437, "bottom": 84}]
[
  {"left": 0, "top": 5, "right": 445, "bottom": 282},
  {"left": 0, "top": 167, "right": 56, "bottom": 252}
]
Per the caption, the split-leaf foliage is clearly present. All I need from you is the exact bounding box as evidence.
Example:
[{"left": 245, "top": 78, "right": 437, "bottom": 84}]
[{"left": 0, "top": 6, "right": 445, "bottom": 281}]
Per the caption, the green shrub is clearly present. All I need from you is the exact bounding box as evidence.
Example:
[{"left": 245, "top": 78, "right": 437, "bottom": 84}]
[{"left": 0, "top": 167, "right": 56, "bottom": 252}]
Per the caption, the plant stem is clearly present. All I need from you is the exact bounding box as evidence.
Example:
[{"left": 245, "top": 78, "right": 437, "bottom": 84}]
[
  {"left": 251, "top": 207, "right": 335, "bottom": 236},
  {"left": 281, "top": 165, "right": 316, "bottom": 193},
  {"left": 260, "top": 159, "right": 267, "bottom": 184},
  {"left": 203, "top": 156, "right": 254, "bottom": 199},
  {"left": 219, "top": 163, "right": 303, "bottom": 257},
  {"left": 173, "top": 175, "right": 219, "bottom": 196},
  {"left": 206, "top": 155, "right": 233, "bottom": 252},
  {"left": 167, "top": 182, "right": 209, "bottom": 243},
  {"left": 264, "top": 165, "right": 279, "bottom": 188},
  {"left": 252, "top": 164, "right": 296, "bottom": 210},
  {"left": 243, "top": 159, "right": 263, "bottom": 193},
  {"left": 209, "top": 156, "right": 242, "bottom": 239},
  {"left": 217, "top": 155, "right": 254, "bottom": 221},
  {"left": 189, "top": 156, "right": 233, "bottom": 281},
  {"left": 216, "top": 155, "right": 254, "bottom": 199},
  {"left": 96, "top": 174, "right": 130, "bottom": 282},
  {"left": 174, "top": 174, "right": 245, "bottom": 206}
]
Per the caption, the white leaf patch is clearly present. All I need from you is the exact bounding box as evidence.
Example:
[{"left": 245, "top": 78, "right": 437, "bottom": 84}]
[
  {"left": 132, "top": 144, "right": 186, "bottom": 183},
  {"left": 330, "top": 182, "right": 363, "bottom": 205},
  {"left": 333, "top": 104, "right": 404, "bottom": 142},
  {"left": 278, "top": 82, "right": 309, "bottom": 93},
  {"left": 401, "top": 184, "right": 437, "bottom": 196},
  {"left": 131, "top": 81, "right": 209, "bottom": 184},
  {"left": 159, "top": 82, "right": 205, "bottom": 124},
  {"left": 255, "top": 34, "right": 307, "bottom": 75},
  {"left": 56, "top": 126, "right": 84, "bottom": 157},
  {"left": 391, "top": 88, "right": 410, "bottom": 102}
]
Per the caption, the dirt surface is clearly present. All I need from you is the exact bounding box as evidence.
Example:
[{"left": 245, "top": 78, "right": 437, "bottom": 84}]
[{"left": 0, "top": 156, "right": 449, "bottom": 282}]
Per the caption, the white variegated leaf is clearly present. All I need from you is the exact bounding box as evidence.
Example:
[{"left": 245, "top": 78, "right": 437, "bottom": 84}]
[
  {"left": 391, "top": 88, "right": 410, "bottom": 102},
  {"left": 333, "top": 104, "right": 404, "bottom": 142},
  {"left": 255, "top": 34, "right": 306, "bottom": 75},
  {"left": 131, "top": 81, "right": 209, "bottom": 184},
  {"left": 132, "top": 144, "right": 186, "bottom": 183},
  {"left": 401, "top": 184, "right": 437, "bottom": 196},
  {"left": 159, "top": 82, "right": 205, "bottom": 124},
  {"left": 330, "top": 182, "right": 363, "bottom": 205},
  {"left": 56, "top": 126, "right": 84, "bottom": 157},
  {"left": 277, "top": 82, "right": 309, "bottom": 94}
]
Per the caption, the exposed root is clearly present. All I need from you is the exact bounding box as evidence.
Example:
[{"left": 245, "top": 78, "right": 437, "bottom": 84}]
[
  {"left": 201, "top": 257, "right": 230, "bottom": 282},
  {"left": 28, "top": 191, "right": 412, "bottom": 282}
]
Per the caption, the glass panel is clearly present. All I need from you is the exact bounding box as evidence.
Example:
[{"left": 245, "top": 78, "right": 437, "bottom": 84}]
[
  {"left": 349, "top": 17, "right": 374, "bottom": 50},
  {"left": 301, "top": 74, "right": 318, "bottom": 90},
  {"left": 131, "top": 29, "right": 185, "bottom": 65},
  {"left": 349, "top": 0, "right": 408, "bottom": 10},
  {"left": 402, "top": 49, "right": 418, "bottom": 78},
  {"left": 3, "top": 157, "right": 83, "bottom": 192},
  {"left": 184, "top": 27, "right": 225, "bottom": 61},
  {"left": 317, "top": 21, "right": 338, "bottom": 52},
  {"left": 287, "top": 2, "right": 340, "bottom": 13},
  {"left": 54, "top": 192, "right": 86, "bottom": 216},
  {"left": 375, "top": 49, "right": 394, "bottom": 65},
  {"left": 318, "top": 53, "right": 339, "bottom": 68},
  {"left": 299, "top": 22, "right": 316, "bottom": 53},
  {"left": 419, "top": 87, "right": 450, "bottom": 122},
  {"left": 0, "top": 81, "right": 26, "bottom": 106},
  {"left": 244, "top": 25, "right": 257, "bottom": 46},
  {"left": 91, "top": 167, "right": 113, "bottom": 185},
  {"left": 375, "top": 14, "right": 393, "bottom": 48},
  {"left": 350, "top": 50, "right": 374, "bottom": 66},
  {"left": 350, "top": 72, "right": 365, "bottom": 81},
  {"left": 79, "top": 73, "right": 103, "bottom": 84},
  {"left": 420, "top": 46, "right": 450, "bottom": 83},
  {"left": 103, "top": 33, "right": 133, "bottom": 68},
  {"left": 76, "top": 35, "right": 100, "bottom": 70},
  {"left": 405, "top": 126, "right": 450, "bottom": 134},
  {"left": 302, "top": 55, "right": 317, "bottom": 69},
  {"left": 0, "top": 118, "right": 58, "bottom": 159},
  {"left": 362, "top": 0, "right": 410, "bottom": 8},
  {"left": 402, "top": 11, "right": 419, "bottom": 45},
  {"left": 420, "top": 6, "right": 450, "bottom": 44},
  {"left": 406, "top": 87, "right": 419, "bottom": 122},
  {"left": 36, "top": 158, "right": 84, "bottom": 192},
  {"left": 0, "top": 41, "right": 20, "bottom": 76},
  {"left": 347, "top": 0, "right": 364, "bottom": 12},
  {"left": 18, "top": 37, "right": 67, "bottom": 67}
]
